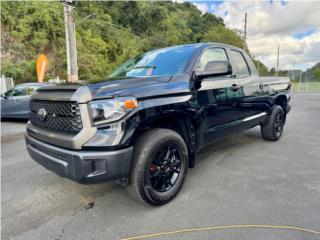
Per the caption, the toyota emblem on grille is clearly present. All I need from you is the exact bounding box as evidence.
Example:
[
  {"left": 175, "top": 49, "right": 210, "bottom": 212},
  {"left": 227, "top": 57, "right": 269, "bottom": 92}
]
[{"left": 37, "top": 108, "right": 47, "bottom": 121}]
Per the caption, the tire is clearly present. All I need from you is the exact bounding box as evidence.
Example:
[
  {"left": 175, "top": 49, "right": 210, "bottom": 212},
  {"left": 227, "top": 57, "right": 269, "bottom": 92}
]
[
  {"left": 261, "top": 105, "right": 285, "bottom": 141},
  {"left": 127, "top": 128, "right": 188, "bottom": 206}
]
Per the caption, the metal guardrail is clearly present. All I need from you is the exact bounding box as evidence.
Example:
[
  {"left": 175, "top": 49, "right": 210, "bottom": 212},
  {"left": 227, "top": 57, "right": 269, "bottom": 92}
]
[{"left": 292, "top": 82, "right": 320, "bottom": 92}]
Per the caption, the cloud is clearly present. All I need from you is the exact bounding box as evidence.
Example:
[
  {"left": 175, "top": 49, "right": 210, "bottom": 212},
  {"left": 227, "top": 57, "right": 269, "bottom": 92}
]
[
  {"left": 249, "top": 31, "right": 320, "bottom": 70},
  {"left": 193, "top": 2, "right": 210, "bottom": 13},
  {"left": 210, "top": 0, "right": 320, "bottom": 70}
]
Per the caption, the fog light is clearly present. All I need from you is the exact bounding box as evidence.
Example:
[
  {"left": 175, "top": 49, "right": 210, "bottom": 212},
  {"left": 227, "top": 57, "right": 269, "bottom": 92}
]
[{"left": 87, "top": 159, "right": 107, "bottom": 177}]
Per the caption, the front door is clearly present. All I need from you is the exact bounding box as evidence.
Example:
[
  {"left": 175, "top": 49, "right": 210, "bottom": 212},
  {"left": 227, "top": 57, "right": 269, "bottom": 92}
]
[{"left": 194, "top": 47, "right": 242, "bottom": 149}]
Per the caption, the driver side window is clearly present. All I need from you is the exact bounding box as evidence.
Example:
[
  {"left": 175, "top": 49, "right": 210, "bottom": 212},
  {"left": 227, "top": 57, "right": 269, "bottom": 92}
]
[{"left": 196, "top": 48, "right": 228, "bottom": 72}]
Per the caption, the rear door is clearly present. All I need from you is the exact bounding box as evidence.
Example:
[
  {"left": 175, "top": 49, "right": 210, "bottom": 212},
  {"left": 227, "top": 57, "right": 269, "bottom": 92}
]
[{"left": 228, "top": 49, "right": 263, "bottom": 120}]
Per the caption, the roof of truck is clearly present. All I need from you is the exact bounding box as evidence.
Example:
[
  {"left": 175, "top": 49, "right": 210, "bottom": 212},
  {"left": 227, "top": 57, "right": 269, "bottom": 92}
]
[{"left": 156, "top": 42, "right": 244, "bottom": 51}]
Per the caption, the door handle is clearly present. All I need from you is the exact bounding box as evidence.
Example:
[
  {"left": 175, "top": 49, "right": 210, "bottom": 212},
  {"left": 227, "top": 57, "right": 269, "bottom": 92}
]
[{"left": 230, "top": 84, "right": 240, "bottom": 91}]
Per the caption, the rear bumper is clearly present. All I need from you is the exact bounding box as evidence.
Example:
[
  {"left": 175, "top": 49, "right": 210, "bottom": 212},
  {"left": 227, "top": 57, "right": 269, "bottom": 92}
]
[
  {"left": 286, "top": 101, "right": 291, "bottom": 113},
  {"left": 25, "top": 134, "right": 133, "bottom": 183},
  {"left": 286, "top": 93, "right": 292, "bottom": 114}
]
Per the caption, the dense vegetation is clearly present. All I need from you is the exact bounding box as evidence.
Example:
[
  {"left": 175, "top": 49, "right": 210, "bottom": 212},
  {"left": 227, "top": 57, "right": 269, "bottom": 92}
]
[
  {"left": 300, "top": 63, "right": 320, "bottom": 82},
  {"left": 0, "top": 1, "right": 245, "bottom": 83},
  {"left": 1, "top": 1, "right": 319, "bottom": 83}
]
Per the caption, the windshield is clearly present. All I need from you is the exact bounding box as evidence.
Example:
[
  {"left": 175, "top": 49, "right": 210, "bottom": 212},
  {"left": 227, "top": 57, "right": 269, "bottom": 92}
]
[
  {"left": 109, "top": 45, "right": 197, "bottom": 78},
  {"left": 6, "top": 85, "right": 27, "bottom": 97}
]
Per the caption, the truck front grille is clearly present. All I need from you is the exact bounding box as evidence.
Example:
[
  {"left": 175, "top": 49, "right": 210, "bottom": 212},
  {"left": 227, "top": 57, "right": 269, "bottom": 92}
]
[{"left": 29, "top": 100, "right": 83, "bottom": 134}]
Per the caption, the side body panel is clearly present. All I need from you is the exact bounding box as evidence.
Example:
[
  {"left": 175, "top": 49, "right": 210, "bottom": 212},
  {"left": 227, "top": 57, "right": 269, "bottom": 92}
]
[{"left": 1, "top": 96, "right": 30, "bottom": 119}]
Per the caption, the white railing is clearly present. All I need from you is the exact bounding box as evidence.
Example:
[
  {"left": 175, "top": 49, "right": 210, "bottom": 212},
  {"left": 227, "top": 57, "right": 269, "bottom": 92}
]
[{"left": 0, "top": 75, "right": 14, "bottom": 94}]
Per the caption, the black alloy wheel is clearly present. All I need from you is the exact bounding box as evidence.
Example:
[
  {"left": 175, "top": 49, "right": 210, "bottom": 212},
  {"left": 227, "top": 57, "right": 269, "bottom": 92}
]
[
  {"left": 127, "top": 128, "right": 188, "bottom": 206},
  {"left": 274, "top": 111, "right": 284, "bottom": 138},
  {"left": 261, "top": 105, "right": 285, "bottom": 141},
  {"left": 148, "top": 145, "right": 182, "bottom": 192}
]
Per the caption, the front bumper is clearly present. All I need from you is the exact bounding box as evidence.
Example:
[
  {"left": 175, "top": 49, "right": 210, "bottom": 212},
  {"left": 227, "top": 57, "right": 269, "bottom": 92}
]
[{"left": 25, "top": 134, "right": 133, "bottom": 183}]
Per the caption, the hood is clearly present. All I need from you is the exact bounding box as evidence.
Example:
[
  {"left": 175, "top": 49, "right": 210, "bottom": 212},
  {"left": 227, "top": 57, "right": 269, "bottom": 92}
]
[
  {"left": 88, "top": 75, "right": 179, "bottom": 99},
  {"left": 32, "top": 75, "right": 190, "bottom": 103}
]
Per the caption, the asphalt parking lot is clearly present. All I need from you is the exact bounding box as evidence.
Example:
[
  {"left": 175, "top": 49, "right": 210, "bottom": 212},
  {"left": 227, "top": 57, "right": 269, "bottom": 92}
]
[{"left": 2, "top": 93, "right": 320, "bottom": 240}]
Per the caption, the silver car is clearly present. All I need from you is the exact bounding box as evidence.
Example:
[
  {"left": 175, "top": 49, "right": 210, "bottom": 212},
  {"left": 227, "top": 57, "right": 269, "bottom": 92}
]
[{"left": 1, "top": 83, "right": 51, "bottom": 119}]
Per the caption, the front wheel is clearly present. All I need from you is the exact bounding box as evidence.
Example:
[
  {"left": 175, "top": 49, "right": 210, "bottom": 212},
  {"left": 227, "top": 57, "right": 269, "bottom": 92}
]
[
  {"left": 261, "top": 105, "right": 285, "bottom": 141},
  {"left": 127, "top": 128, "right": 188, "bottom": 206}
]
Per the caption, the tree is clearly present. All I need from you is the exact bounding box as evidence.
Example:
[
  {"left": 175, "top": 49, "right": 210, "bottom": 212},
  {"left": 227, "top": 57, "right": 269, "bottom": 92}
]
[
  {"left": 1, "top": 1, "right": 246, "bottom": 83},
  {"left": 202, "top": 25, "right": 244, "bottom": 48}
]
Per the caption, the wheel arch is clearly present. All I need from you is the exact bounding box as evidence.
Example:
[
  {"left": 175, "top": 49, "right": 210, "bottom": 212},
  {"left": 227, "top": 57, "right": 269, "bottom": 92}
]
[
  {"left": 274, "top": 94, "right": 288, "bottom": 110},
  {"left": 124, "top": 111, "right": 197, "bottom": 168}
]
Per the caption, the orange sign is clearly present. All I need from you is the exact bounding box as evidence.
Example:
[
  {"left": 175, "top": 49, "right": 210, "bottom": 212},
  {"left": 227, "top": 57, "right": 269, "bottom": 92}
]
[{"left": 36, "top": 54, "right": 48, "bottom": 82}]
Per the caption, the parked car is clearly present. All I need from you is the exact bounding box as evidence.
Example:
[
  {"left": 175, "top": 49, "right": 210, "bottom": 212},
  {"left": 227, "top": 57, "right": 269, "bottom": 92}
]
[
  {"left": 1, "top": 83, "right": 51, "bottom": 119},
  {"left": 25, "top": 43, "right": 291, "bottom": 205}
]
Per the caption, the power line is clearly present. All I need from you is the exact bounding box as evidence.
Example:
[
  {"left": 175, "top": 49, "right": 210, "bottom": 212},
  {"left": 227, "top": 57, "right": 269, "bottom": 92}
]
[
  {"left": 95, "top": 29, "right": 150, "bottom": 52},
  {"left": 74, "top": 10, "right": 170, "bottom": 46},
  {"left": 97, "top": 20, "right": 170, "bottom": 45}
]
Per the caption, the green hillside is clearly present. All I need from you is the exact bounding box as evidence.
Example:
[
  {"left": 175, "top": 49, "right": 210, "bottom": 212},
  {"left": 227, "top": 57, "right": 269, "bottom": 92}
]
[{"left": 1, "top": 1, "right": 248, "bottom": 83}]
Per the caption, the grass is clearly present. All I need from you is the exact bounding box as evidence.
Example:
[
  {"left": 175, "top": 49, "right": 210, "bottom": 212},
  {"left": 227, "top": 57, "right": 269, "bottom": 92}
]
[{"left": 292, "top": 82, "right": 320, "bottom": 92}]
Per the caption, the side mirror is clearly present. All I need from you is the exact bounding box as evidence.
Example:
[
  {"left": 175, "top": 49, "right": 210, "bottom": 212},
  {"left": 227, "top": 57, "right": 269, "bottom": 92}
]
[
  {"left": 195, "top": 60, "right": 232, "bottom": 81},
  {"left": 1, "top": 93, "right": 7, "bottom": 99}
]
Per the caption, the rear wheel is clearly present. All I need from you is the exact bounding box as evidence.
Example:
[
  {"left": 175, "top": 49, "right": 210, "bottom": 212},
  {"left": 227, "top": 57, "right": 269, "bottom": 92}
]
[
  {"left": 261, "top": 105, "right": 285, "bottom": 141},
  {"left": 127, "top": 128, "right": 188, "bottom": 206}
]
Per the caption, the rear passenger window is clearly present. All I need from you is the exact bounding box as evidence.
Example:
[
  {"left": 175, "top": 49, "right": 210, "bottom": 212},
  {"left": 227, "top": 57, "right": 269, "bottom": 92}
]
[{"left": 230, "top": 50, "right": 250, "bottom": 77}]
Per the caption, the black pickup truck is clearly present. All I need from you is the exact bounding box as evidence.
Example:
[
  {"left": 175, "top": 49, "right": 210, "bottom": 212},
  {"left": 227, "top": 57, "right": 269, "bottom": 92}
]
[{"left": 25, "top": 43, "right": 291, "bottom": 205}]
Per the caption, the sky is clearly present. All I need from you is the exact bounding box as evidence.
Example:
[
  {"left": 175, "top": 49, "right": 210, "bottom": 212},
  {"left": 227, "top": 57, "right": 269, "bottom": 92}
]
[{"left": 189, "top": 0, "right": 320, "bottom": 71}]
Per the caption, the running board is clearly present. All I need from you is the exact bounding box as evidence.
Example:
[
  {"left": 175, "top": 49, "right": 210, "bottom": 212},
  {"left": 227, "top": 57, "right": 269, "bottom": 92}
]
[
  {"left": 208, "top": 112, "right": 267, "bottom": 133},
  {"left": 243, "top": 112, "right": 267, "bottom": 122}
]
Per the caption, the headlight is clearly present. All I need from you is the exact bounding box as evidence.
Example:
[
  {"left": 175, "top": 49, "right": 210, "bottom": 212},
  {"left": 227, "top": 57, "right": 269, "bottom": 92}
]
[{"left": 90, "top": 97, "right": 138, "bottom": 125}]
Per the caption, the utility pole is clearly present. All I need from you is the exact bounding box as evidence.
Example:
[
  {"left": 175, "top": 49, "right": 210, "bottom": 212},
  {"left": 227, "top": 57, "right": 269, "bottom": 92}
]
[
  {"left": 255, "top": 55, "right": 260, "bottom": 75},
  {"left": 276, "top": 44, "right": 279, "bottom": 76},
  {"left": 298, "top": 71, "right": 302, "bottom": 91},
  {"left": 243, "top": 12, "right": 247, "bottom": 50},
  {"left": 62, "top": 0, "right": 78, "bottom": 82},
  {"left": 305, "top": 70, "right": 309, "bottom": 92},
  {"left": 292, "top": 60, "right": 295, "bottom": 82}
]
